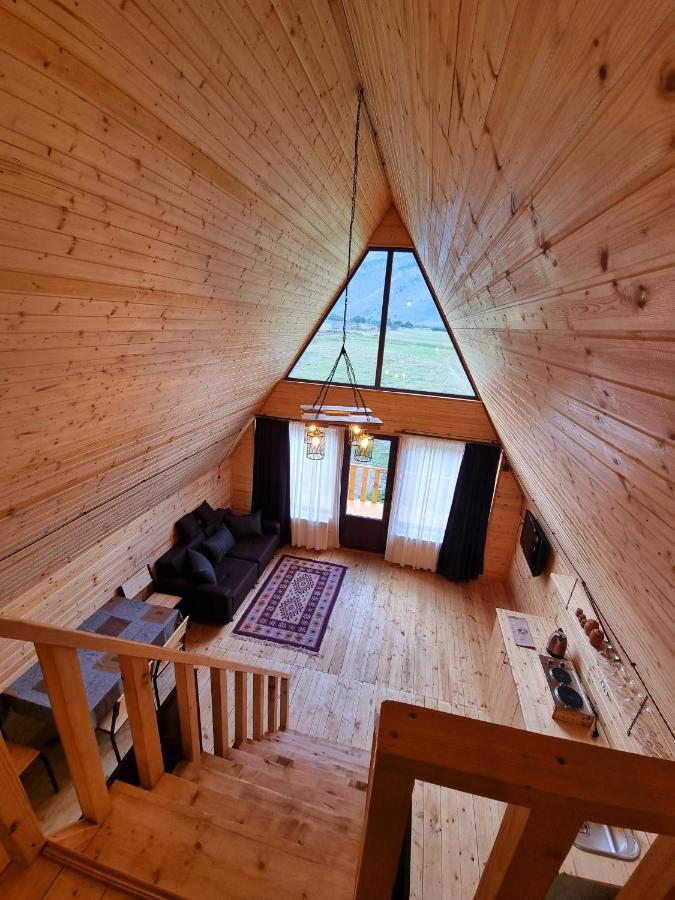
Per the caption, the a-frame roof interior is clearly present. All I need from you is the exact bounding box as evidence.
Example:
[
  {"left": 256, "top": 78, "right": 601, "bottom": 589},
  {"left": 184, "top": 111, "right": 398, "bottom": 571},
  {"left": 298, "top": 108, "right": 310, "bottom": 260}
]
[{"left": 0, "top": 3, "right": 674, "bottom": 880}]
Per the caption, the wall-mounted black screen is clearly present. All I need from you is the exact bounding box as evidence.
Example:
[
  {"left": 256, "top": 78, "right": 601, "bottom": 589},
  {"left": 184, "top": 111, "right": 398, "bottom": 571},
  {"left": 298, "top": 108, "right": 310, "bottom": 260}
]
[{"left": 520, "top": 510, "right": 551, "bottom": 577}]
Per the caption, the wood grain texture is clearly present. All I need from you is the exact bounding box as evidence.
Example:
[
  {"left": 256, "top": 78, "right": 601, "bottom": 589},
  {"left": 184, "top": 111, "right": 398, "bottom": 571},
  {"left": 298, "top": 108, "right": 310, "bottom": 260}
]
[
  {"left": 0, "top": 0, "right": 389, "bottom": 604},
  {"left": 341, "top": 0, "right": 675, "bottom": 721},
  {"left": 0, "top": 464, "right": 229, "bottom": 689}
]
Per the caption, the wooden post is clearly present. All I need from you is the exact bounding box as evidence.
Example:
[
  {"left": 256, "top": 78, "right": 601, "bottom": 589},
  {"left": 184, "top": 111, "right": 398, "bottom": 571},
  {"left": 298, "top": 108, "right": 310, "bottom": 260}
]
[
  {"left": 234, "top": 670, "right": 247, "bottom": 746},
  {"left": 371, "top": 468, "right": 382, "bottom": 503},
  {"left": 474, "top": 805, "right": 582, "bottom": 900},
  {"left": 118, "top": 656, "right": 164, "bottom": 789},
  {"left": 348, "top": 464, "right": 357, "bottom": 500},
  {"left": 0, "top": 733, "right": 44, "bottom": 865},
  {"left": 252, "top": 673, "right": 264, "bottom": 741},
  {"left": 615, "top": 835, "right": 675, "bottom": 899},
  {"left": 35, "top": 644, "right": 111, "bottom": 823},
  {"left": 359, "top": 467, "right": 369, "bottom": 501},
  {"left": 210, "top": 668, "right": 229, "bottom": 757},
  {"left": 354, "top": 761, "right": 415, "bottom": 899},
  {"left": 174, "top": 662, "right": 201, "bottom": 763},
  {"left": 267, "top": 676, "right": 277, "bottom": 733},
  {"left": 279, "top": 677, "right": 289, "bottom": 730}
]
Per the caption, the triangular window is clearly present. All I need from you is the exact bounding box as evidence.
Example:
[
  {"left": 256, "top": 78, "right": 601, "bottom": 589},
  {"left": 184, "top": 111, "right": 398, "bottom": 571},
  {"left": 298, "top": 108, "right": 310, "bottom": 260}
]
[{"left": 288, "top": 249, "right": 474, "bottom": 397}]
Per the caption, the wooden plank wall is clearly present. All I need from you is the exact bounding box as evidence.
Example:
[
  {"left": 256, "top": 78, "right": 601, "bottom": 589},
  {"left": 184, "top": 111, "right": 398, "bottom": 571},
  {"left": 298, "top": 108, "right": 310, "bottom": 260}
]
[
  {"left": 0, "top": 1, "right": 389, "bottom": 609},
  {"left": 342, "top": 0, "right": 675, "bottom": 721},
  {"left": 0, "top": 463, "right": 230, "bottom": 689},
  {"left": 231, "top": 381, "right": 522, "bottom": 579}
]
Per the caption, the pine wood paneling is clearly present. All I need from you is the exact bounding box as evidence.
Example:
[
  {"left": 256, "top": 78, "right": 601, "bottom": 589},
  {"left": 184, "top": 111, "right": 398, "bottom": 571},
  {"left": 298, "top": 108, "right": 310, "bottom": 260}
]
[
  {"left": 342, "top": 0, "right": 675, "bottom": 721},
  {"left": 229, "top": 423, "right": 255, "bottom": 515},
  {"left": 0, "top": 463, "right": 229, "bottom": 690},
  {"left": 483, "top": 468, "right": 523, "bottom": 582},
  {"left": 0, "top": 1, "right": 389, "bottom": 606},
  {"left": 261, "top": 381, "right": 497, "bottom": 442}
]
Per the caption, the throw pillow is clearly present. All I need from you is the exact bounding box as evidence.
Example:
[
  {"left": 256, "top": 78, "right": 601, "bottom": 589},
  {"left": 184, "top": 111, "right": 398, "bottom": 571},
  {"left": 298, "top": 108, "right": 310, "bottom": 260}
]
[
  {"left": 202, "top": 524, "right": 236, "bottom": 564},
  {"left": 223, "top": 510, "right": 263, "bottom": 539},
  {"left": 187, "top": 549, "right": 217, "bottom": 585},
  {"left": 194, "top": 500, "right": 219, "bottom": 530},
  {"left": 176, "top": 512, "right": 202, "bottom": 543}
]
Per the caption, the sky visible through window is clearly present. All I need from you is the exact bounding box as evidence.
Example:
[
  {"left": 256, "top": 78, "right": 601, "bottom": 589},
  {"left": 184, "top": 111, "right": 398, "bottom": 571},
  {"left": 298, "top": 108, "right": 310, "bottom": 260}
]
[{"left": 288, "top": 250, "right": 474, "bottom": 397}]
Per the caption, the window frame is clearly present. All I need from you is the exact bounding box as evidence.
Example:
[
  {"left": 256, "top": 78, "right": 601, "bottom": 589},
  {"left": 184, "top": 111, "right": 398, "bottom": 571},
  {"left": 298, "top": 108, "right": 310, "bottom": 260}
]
[{"left": 285, "top": 247, "right": 478, "bottom": 400}]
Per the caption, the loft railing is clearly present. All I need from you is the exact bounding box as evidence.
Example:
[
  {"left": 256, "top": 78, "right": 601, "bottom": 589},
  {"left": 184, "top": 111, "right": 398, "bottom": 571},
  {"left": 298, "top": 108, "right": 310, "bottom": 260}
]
[
  {"left": 348, "top": 464, "right": 387, "bottom": 505},
  {"left": 355, "top": 701, "right": 675, "bottom": 900},
  {"left": 0, "top": 616, "right": 290, "bottom": 868}
]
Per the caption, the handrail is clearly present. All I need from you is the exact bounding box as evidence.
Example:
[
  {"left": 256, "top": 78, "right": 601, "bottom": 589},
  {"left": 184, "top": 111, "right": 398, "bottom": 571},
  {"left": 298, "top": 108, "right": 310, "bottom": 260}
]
[
  {"left": 0, "top": 614, "right": 291, "bottom": 867},
  {"left": 354, "top": 702, "right": 675, "bottom": 899},
  {"left": 0, "top": 615, "right": 289, "bottom": 680}
]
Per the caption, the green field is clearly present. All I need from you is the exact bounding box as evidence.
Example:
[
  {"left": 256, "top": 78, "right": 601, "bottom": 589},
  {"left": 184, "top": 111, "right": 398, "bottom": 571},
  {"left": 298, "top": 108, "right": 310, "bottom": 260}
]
[{"left": 291, "top": 325, "right": 473, "bottom": 397}]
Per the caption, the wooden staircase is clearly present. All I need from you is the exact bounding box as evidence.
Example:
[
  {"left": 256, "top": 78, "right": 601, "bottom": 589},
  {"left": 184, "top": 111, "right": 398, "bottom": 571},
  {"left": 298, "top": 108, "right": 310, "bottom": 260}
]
[{"left": 3, "top": 730, "right": 370, "bottom": 899}]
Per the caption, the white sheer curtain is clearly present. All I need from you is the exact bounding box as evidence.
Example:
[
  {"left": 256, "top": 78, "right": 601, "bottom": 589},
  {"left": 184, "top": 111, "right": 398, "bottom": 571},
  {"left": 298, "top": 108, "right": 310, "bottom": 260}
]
[
  {"left": 385, "top": 436, "right": 465, "bottom": 571},
  {"left": 289, "top": 422, "right": 342, "bottom": 551}
]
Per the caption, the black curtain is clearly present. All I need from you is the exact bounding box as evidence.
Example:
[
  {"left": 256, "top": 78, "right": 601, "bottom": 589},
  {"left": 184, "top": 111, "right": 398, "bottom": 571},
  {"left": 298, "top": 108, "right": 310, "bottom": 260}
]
[
  {"left": 436, "top": 443, "right": 501, "bottom": 582},
  {"left": 251, "top": 417, "right": 291, "bottom": 545}
]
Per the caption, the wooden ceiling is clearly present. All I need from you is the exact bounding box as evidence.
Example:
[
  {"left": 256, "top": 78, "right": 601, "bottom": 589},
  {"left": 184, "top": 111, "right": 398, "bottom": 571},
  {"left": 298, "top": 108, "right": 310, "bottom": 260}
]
[
  {"left": 0, "top": 1, "right": 389, "bottom": 599},
  {"left": 1, "top": 3, "right": 673, "bottom": 718},
  {"left": 342, "top": 0, "right": 675, "bottom": 718}
]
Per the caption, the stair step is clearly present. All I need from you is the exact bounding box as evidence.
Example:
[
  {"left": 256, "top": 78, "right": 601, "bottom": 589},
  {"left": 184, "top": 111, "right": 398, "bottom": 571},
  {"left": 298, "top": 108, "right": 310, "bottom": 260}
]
[
  {"left": 245, "top": 734, "right": 370, "bottom": 781},
  {"left": 226, "top": 745, "right": 368, "bottom": 802},
  {"left": 203, "top": 749, "right": 367, "bottom": 815},
  {"left": 238, "top": 739, "right": 369, "bottom": 784},
  {"left": 275, "top": 730, "right": 371, "bottom": 767},
  {"left": 175, "top": 760, "right": 364, "bottom": 837},
  {"left": 75, "top": 781, "right": 356, "bottom": 899},
  {"left": 155, "top": 772, "right": 360, "bottom": 865}
]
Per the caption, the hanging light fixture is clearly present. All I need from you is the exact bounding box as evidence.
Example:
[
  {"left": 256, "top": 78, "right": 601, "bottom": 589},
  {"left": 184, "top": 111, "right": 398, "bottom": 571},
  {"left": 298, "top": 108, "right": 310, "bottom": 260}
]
[
  {"left": 301, "top": 89, "right": 381, "bottom": 458},
  {"left": 306, "top": 427, "right": 326, "bottom": 460},
  {"left": 353, "top": 430, "right": 374, "bottom": 463}
]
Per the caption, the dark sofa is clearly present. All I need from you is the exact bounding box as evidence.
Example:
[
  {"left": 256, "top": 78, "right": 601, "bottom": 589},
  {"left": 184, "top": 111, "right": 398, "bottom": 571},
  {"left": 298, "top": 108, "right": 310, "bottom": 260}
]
[{"left": 154, "top": 502, "right": 280, "bottom": 623}]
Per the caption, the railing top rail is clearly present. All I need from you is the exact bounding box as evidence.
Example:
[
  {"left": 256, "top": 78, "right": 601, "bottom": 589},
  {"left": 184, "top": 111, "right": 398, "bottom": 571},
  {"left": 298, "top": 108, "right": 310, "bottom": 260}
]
[
  {"left": 376, "top": 701, "right": 675, "bottom": 835},
  {"left": 0, "top": 616, "right": 290, "bottom": 680}
]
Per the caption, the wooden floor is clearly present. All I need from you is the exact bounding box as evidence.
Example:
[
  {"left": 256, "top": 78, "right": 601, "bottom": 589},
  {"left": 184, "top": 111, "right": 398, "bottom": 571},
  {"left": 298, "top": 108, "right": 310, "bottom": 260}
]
[
  {"left": 189, "top": 547, "right": 511, "bottom": 900},
  {"left": 20, "top": 546, "right": 512, "bottom": 899}
]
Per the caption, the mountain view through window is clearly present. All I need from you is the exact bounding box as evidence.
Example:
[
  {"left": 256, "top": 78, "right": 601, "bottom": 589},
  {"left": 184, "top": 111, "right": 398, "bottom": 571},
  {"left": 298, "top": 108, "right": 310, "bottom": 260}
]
[{"left": 288, "top": 250, "right": 474, "bottom": 397}]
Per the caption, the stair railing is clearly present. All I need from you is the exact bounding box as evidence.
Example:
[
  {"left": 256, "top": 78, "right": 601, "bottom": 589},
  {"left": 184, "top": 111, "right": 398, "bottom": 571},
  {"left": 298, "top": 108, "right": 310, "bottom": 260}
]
[
  {"left": 0, "top": 615, "right": 290, "bottom": 868},
  {"left": 354, "top": 701, "right": 675, "bottom": 900}
]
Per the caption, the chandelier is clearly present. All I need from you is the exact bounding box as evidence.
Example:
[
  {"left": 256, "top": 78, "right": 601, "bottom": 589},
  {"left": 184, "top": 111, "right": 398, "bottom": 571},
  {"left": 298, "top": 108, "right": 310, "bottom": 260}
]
[{"left": 300, "top": 89, "right": 381, "bottom": 461}]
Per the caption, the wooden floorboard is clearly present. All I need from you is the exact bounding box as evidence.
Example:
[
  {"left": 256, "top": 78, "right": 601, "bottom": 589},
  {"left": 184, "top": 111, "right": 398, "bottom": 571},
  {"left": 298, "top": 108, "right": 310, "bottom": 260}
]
[{"left": 18, "top": 546, "right": 509, "bottom": 898}]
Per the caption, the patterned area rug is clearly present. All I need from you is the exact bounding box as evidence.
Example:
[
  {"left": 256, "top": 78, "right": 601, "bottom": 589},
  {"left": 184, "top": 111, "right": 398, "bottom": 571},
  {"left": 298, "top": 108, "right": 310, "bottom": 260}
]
[{"left": 233, "top": 555, "right": 347, "bottom": 653}]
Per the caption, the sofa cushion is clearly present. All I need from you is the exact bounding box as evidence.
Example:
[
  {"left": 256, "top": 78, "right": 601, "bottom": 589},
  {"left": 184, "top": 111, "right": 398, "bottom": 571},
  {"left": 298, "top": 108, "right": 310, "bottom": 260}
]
[
  {"left": 194, "top": 501, "right": 220, "bottom": 530},
  {"left": 223, "top": 509, "right": 263, "bottom": 539},
  {"left": 187, "top": 549, "right": 217, "bottom": 585},
  {"left": 214, "top": 556, "right": 258, "bottom": 599},
  {"left": 176, "top": 512, "right": 202, "bottom": 543},
  {"left": 202, "top": 524, "right": 236, "bottom": 565},
  {"left": 226, "top": 533, "right": 279, "bottom": 574},
  {"left": 155, "top": 536, "right": 202, "bottom": 581}
]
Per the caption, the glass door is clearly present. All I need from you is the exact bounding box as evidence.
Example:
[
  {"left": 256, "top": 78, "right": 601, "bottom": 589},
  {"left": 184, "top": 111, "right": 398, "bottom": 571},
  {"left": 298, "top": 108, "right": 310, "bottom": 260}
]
[{"left": 339, "top": 435, "right": 398, "bottom": 554}]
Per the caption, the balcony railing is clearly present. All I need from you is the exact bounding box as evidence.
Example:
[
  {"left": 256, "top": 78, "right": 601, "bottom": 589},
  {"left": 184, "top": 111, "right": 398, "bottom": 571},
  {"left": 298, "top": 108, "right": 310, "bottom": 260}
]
[{"left": 347, "top": 464, "right": 387, "bottom": 519}]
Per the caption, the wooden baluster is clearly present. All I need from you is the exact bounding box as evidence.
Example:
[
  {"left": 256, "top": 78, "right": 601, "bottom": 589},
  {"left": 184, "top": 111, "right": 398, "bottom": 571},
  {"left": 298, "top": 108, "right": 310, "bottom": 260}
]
[
  {"left": 348, "top": 464, "right": 357, "bottom": 500},
  {"left": 360, "top": 466, "right": 369, "bottom": 501},
  {"left": 119, "top": 656, "right": 164, "bottom": 789},
  {"left": 234, "top": 670, "right": 247, "bottom": 746},
  {"left": 371, "top": 469, "right": 381, "bottom": 503},
  {"left": 210, "top": 668, "right": 228, "bottom": 757},
  {"left": 474, "top": 805, "right": 582, "bottom": 900},
  {"left": 279, "top": 677, "right": 289, "bottom": 730},
  {"left": 252, "top": 673, "right": 264, "bottom": 741},
  {"left": 354, "top": 759, "right": 415, "bottom": 899},
  {"left": 174, "top": 662, "right": 201, "bottom": 763},
  {"left": 615, "top": 835, "right": 675, "bottom": 899},
  {"left": 0, "top": 733, "right": 44, "bottom": 865},
  {"left": 267, "top": 676, "right": 277, "bottom": 733},
  {"left": 35, "top": 644, "right": 111, "bottom": 823}
]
